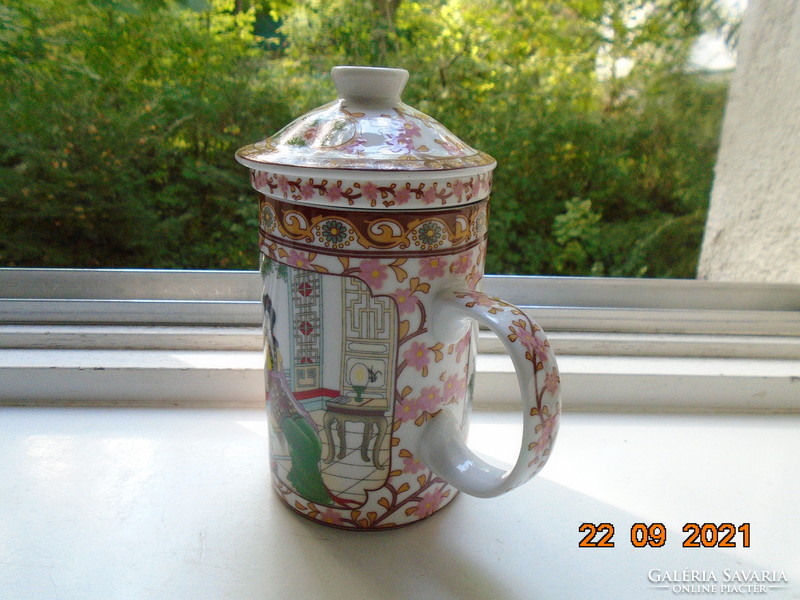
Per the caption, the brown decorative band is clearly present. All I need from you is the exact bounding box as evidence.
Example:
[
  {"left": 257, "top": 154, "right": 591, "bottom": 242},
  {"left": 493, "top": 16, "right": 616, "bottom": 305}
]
[
  {"left": 259, "top": 195, "right": 489, "bottom": 257},
  {"left": 251, "top": 169, "right": 492, "bottom": 208}
]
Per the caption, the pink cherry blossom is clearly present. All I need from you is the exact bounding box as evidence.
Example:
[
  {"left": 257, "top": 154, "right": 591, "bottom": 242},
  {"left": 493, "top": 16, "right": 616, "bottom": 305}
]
[
  {"left": 300, "top": 182, "right": 316, "bottom": 200},
  {"left": 515, "top": 325, "right": 549, "bottom": 363},
  {"left": 451, "top": 179, "right": 465, "bottom": 199},
  {"left": 316, "top": 508, "right": 343, "bottom": 526},
  {"left": 343, "top": 136, "right": 367, "bottom": 155},
  {"left": 442, "top": 374, "right": 466, "bottom": 404},
  {"left": 286, "top": 250, "right": 312, "bottom": 270},
  {"left": 276, "top": 174, "right": 289, "bottom": 195},
  {"left": 422, "top": 185, "right": 439, "bottom": 205},
  {"left": 460, "top": 291, "right": 495, "bottom": 308},
  {"left": 360, "top": 181, "right": 379, "bottom": 203},
  {"left": 358, "top": 259, "right": 388, "bottom": 289},
  {"left": 411, "top": 487, "right": 448, "bottom": 518},
  {"left": 435, "top": 135, "right": 460, "bottom": 154},
  {"left": 394, "top": 186, "right": 411, "bottom": 205},
  {"left": 402, "top": 453, "right": 425, "bottom": 474},
  {"left": 325, "top": 183, "right": 343, "bottom": 202},
  {"left": 251, "top": 170, "right": 269, "bottom": 189},
  {"left": 403, "top": 341, "right": 430, "bottom": 372},
  {"left": 544, "top": 368, "right": 560, "bottom": 395},
  {"left": 416, "top": 385, "right": 443, "bottom": 413},
  {"left": 419, "top": 256, "right": 447, "bottom": 279},
  {"left": 396, "top": 396, "right": 422, "bottom": 423},
  {"left": 450, "top": 252, "right": 473, "bottom": 275},
  {"left": 471, "top": 176, "right": 482, "bottom": 196},
  {"left": 385, "top": 131, "right": 415, "bottom": 153},
  {"left": 403, "top": 121, "right": 422, "bottom": 138},
  {"left": 450, "top": 332, "right": 471, "bottom": 361},
  {"left": 532, "top": 412, "right": 559, "bottom": 457},
  {"left": 392, "top": 288, "right": 418, "bottom": 315},
  {"left": 466, "top": 266, "right": 482, "bottom": 290}
]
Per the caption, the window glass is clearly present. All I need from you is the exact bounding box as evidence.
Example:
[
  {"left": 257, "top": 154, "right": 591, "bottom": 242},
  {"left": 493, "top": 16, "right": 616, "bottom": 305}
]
[{"left": 0, "top": 0, "right": 744, "bottom": 276}]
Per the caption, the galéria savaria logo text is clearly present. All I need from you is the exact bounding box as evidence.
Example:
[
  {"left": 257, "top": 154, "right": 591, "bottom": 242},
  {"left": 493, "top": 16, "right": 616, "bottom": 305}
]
[{"left": 648, "top": 569, "right": 790, "bottom": 595}]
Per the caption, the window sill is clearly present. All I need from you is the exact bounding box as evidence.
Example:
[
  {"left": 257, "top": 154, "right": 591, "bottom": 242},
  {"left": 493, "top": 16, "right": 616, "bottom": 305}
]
[
  {"left": 1, "top": 406, "right": 797, "bottom": 599},
  {"left": 1, "top": 348, "right": 798, "bottom": 412},
  {"left": 2, "top": 269, "right": 798, "bottom": 412}
]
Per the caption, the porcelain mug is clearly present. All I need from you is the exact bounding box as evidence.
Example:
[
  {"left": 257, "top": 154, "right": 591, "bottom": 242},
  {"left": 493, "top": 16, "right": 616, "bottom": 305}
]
[{"left": 237, "top": 66, "right": 561, "bottom": 529}]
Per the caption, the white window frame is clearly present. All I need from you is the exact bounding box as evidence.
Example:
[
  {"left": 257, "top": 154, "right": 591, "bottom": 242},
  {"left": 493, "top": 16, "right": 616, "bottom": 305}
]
[{"left": 1, "top": 268, "right": 798, "bottom": 412}]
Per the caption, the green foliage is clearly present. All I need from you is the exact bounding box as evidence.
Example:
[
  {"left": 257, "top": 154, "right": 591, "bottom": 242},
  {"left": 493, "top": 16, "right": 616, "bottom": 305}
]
[
  {"left": 1, "top": 0, "right": 732, "bottom": 276},
  {"left": 0, "top": 0, "right": 291, "bottom": 268},
  {"left": 553, "top": 198, "right": 604, "bottom": 276}
]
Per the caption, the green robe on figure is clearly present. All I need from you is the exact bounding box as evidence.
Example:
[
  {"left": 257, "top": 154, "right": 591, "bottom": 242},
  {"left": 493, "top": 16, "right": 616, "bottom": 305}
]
[{"left": 264, "top": 294, "right": 341, "bottom": 506}]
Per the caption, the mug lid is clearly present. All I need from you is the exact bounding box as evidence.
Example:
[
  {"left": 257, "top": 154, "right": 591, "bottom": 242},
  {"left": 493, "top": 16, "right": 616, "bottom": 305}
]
[{"left": 235, "top": 66, "right": 496, "bottom": 173}]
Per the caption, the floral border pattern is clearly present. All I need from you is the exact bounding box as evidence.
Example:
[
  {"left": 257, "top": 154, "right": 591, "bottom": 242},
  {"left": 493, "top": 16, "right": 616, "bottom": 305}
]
[
  {"left": 260, "top": 195, "right": 489, "bottom": 256},
  {"left": 251, "top": 169, "right": 493, "bottom": 208}
]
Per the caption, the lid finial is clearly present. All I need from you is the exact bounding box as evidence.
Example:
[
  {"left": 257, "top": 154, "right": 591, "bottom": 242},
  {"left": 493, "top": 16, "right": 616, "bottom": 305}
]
[{"left": 331, "top": 66, "right": 409, "bottom": 104}]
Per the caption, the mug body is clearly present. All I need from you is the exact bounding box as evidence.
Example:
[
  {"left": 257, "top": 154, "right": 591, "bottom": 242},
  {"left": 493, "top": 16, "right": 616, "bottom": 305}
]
[{"left": 257, "top": 169, "right": 490, "bottom": 528}]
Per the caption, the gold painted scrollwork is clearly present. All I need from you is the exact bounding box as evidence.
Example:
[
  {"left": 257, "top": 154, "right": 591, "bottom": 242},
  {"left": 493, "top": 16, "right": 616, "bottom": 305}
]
[
  {"left": 281, "top": 210, "right": 314, "bottom": 242},
  {"left": 261, "top": 195, "right": 489, "bottom": 253},
  {"left": 367, "top": 219, "right": 412, "bottom": 249}
]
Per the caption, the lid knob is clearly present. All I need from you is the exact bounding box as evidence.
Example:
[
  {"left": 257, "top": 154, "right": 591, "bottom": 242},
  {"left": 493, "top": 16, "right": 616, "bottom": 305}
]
[{"left": 331, "top": 66, "right": 409, "bottom": 105}]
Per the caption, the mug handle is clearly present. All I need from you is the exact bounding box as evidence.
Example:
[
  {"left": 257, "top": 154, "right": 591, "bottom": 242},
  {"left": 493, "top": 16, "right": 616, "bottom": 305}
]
[{"left": 418, "top": 289, "right": 562, "bottom": 498}]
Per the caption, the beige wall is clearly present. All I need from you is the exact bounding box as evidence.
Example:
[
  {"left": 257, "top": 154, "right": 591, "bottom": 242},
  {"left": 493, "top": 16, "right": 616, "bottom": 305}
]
[{"left": 697, "top": 0, "right": 800, "bottom": 283}]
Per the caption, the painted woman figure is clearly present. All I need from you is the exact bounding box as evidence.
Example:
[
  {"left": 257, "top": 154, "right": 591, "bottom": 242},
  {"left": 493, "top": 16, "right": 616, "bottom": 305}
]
[{"left": 263, "top": 292, "right": 349, "bottom": 507}]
